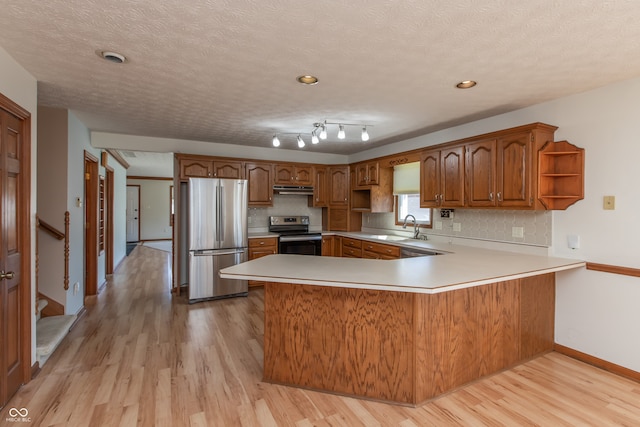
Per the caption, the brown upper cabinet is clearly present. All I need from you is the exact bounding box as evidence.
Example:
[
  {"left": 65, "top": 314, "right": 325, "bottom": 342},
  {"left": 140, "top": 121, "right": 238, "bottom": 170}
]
[
  {"left": 420, "top": 145, "right": 465, "bottom": 208},
  {"left": 274, "top": 164, "right": 313, "bottom": 185},
  {"left": 354, "top": 161, "right": 380, "bottom": 188},
  {"left": 422, "top": 122, "right": 565, "bottom": 210},
  {"left": 180, "top": 157, "right": 244, "bottom": 180},
  {"left": 245, "top": 162, "right": 273, "bottom": 206}
]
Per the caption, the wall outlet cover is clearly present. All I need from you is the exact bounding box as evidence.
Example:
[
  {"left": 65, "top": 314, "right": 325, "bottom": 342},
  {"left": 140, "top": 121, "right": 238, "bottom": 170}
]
[
  {"left": 512, "top": 226, "right": 524, "bottom": 238},
  {"left": 603, "top": 195, "right": 615, "bottom": 210},
  {"left": 453, "top": 222, "right": 461, "bottom": 232}
]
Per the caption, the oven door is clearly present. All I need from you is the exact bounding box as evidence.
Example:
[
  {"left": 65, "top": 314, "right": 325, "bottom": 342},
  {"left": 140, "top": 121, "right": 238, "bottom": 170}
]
[{"left": 278, "top": 235, "right": 322, "bottom": 256}]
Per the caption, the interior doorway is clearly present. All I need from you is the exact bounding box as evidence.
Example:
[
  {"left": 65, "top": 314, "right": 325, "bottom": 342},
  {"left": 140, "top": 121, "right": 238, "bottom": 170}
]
[
  {"left": 0, "top": 92, "right": 32, "bottom": 408},
  {"left": 84, "top": 151, "right": 99, "bottom": 297},
  {"left": 126, "top": 185, "right": 140, "bottom": 242}
]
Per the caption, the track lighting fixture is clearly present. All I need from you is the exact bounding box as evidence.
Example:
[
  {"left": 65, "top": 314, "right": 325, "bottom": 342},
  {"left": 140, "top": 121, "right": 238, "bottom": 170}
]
[{"left": 270, "top": 121, "right": 372, "bottom": 148}]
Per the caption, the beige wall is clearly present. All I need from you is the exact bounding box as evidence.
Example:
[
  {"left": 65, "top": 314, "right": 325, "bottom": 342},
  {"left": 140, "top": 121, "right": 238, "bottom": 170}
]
[{"left": 127, "top": 178, "right": 173, "bottom": 240}]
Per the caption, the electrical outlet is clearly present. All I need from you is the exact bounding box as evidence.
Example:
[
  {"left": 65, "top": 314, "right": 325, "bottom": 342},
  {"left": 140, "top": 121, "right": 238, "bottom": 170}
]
[
  {"left": 434, "top": 221, "right": 442, "bottom": 230},
  {"left": 453, "top": 223, "right": 461, "bottom": 232},
  {"left": 512, "top": 227, "right": 524, "bottom": 238},
  {"left": 603, "top": 195, "right": 615, "bottom": 210}
]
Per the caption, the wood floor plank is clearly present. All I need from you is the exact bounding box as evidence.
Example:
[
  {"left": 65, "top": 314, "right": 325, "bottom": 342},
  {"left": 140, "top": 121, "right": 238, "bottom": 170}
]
[{"left": 5, "top": 244, "right": 640, "bottom": 426}]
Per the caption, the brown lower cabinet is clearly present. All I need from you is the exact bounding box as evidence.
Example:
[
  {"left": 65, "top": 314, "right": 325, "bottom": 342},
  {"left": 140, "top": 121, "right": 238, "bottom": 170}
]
[
  {"left": 248, "top": 237, "right": 278, "bottom": 287},
  {"left": 341, "top": 237, "right": 400, "bottom": 260}
]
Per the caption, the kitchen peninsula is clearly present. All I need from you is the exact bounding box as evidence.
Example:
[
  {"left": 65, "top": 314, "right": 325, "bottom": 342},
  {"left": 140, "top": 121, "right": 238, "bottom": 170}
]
[{"left": 220, "top": 243, "right": 585, "bottom": 405}]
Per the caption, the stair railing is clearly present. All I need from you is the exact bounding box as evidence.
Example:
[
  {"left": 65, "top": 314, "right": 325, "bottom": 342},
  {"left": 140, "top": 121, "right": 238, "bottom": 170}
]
[{"left": 35, "top": 212, "right": 70, "bottom": 316}]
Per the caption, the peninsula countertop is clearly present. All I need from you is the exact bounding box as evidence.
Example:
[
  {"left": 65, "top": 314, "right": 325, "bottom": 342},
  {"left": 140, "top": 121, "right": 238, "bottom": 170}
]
[{"left": 220, "top": 238, "right": 585, "bottom": 294}]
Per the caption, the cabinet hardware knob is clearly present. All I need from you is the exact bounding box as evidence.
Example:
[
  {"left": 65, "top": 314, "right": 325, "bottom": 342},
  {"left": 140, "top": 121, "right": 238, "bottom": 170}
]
[
  {"left": 497, "top": 192, "right": 502, "bottom": 202},
  {"left": 489, "top": 192, "right": 493, "bottom": 201}
]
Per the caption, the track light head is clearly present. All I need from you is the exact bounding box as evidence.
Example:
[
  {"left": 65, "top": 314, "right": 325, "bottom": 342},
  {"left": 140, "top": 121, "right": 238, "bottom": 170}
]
[
  {"left": 297, "top": 135, "right": 305, "bottom": 148},
  {"left": 311, "top": 130, "right": 319, "bottom": 144},
  {"left": 319, "top": 125, "right": 327, "bottom": 140},
  {"left": 337, "top": 124, "right": 345, "bottom": 139},
  {"left": 361, "top": 126, "right": 369, "bottom": 142},
  {"left": 272, "top": 135, "right": 280, "bottom": 147}
]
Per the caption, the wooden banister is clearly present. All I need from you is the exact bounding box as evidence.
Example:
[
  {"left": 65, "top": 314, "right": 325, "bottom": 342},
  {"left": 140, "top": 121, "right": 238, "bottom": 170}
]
[
  {"left": 586, "top": 262, "right": 640, "bottom": 278},
  {"left": 36, "top": 215, "right": 65, "bottom": 240}
]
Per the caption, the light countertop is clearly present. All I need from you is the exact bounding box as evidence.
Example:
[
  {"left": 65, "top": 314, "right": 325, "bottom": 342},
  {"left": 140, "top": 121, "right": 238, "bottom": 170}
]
[{"left": 220, "top": 237, "right": 585, "bottom": 294}]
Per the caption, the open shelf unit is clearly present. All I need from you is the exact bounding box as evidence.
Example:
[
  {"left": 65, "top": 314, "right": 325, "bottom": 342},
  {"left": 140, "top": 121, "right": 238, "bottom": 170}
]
[{"left": 538, "top": 140, "right": 584, "bottom": 210}]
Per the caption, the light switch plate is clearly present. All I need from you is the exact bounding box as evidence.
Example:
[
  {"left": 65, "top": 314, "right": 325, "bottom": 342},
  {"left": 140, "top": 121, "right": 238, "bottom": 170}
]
[
  {"left": 453, "top": 223, "right": 461, "bottom": 232},
  {"left": 567, "top": 234, "right": 580, "bottom": 249},
  {"left": 603, "top": 195, "right": 615, "bottom": 210}
]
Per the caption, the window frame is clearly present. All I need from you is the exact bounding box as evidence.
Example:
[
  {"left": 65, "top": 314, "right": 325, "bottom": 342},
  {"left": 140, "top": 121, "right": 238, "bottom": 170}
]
[{"left": 394, "top": 194, "right": 433, "bottom": 228}]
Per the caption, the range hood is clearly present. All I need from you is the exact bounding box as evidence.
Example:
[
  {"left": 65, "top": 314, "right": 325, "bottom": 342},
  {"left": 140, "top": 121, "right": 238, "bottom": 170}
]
[{"left": 273, "top": 185, "right": 315, "bottom": 196}]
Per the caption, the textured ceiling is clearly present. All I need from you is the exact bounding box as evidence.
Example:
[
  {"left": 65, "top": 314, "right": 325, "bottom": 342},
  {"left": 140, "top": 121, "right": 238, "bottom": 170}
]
[{"left": 2, "top": 0, "right": 640, "bottom": 155}]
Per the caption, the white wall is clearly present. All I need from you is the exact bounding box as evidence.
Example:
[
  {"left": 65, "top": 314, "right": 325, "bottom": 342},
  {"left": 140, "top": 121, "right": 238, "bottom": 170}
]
[
  {"left": 354, "top": 77, "right": 640, "bottom": 372},
  {"left": 0, "top": 46, "right": 38, "bottom": 364},
  {"left": 126, "top": 178, "right": 173, "bottom": 240},
  {"left": 112, "top": 160, "right": 127, "bottom": 267},
  {"left": 37, "top": 107, "right": 69, "bottom": 306}
]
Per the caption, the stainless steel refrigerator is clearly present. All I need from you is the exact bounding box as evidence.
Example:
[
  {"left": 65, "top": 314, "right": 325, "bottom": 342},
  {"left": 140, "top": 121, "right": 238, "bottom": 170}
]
[{"left": 188, "top": 178, "right": 248, "bottom": 303}]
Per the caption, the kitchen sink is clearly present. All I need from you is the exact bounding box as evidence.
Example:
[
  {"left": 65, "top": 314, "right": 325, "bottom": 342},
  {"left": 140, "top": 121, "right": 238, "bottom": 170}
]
[{"left": 368, "top": 235, "right": 408, "bottom": 242}]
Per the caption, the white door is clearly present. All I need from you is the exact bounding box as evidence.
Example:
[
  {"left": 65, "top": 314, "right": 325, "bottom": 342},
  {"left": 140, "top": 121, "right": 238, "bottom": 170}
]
[{"left": 126, "top": 185, "right": 140, "bottom": 242}]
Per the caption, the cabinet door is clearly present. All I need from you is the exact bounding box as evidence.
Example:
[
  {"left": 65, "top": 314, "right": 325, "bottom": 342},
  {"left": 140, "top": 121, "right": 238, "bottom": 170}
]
[
  {"left": 355, "top": 163, "right": 369, "bottom": 187},
  {"left": 312, "top": 166, "right": 328, "bottom": 207},
  {"left": 466, "top": 139, "right": 497, "bottom": 207},
  {"left": 497, "top": 132, "right": 533, "bottom": 207},
  {"left": 328, "top": 166, "right": 349, "bottom": 206},
  {"left": 367, "top": 162, "right": 379, "bottom": 185},
  {"left": 180, "top": 158, "right": 213, "bottom": 179},
  {"left": 321, "top": 236, "right": 334, "bottom": 256},
  {"left": 295, "top": 165, "right": 313, "bottom": 185},
  {"left": 440, "top": 145, "right": 465, "bottom": 207},
  {"left": 420, "top": 149, "right": 440, "bottom": 207},
  {"left": 274, "top": 164, "right": 296, "bottom": 184},
  {"left": 213, "top": 161, "right": 243, "bottom": 179},
  {"left": 245, "top": 162, "right": 273, "bottom": 206}
]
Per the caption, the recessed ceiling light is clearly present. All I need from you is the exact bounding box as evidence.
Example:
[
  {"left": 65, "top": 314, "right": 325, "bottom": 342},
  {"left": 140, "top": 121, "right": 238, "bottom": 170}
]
[
  {"left": 297, "top": 75, "right": 319, "bottom": 85},
  {"left": 456, "top": 80, "right": 477, "bottom": 89},
  {"left": 96, "top": 50, "right": 128, "bottom": 64}
]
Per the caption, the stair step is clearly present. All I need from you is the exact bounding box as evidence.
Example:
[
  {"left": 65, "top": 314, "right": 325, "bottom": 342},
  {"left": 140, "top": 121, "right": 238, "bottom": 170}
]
[{"left": 36, "top": 314, "right": 77, "bottom": 366}]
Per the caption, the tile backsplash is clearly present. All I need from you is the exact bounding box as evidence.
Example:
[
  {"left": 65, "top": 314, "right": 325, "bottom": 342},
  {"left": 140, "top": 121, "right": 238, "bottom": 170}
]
[
  {"left": 363, "top": 209, "right": 552, "bottom": 247},
  {"left": 248, "top": 194, "right": 323, "bottom": 232}
]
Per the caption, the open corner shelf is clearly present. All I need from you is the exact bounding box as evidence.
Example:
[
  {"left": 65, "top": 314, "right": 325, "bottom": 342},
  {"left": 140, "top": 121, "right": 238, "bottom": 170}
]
[{"left": 538, "top": 140, "right": 584, "bottom": 210}]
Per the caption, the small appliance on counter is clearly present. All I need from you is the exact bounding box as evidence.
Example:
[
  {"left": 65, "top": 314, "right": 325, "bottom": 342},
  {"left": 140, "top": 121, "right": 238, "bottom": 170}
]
[
  {"left": 269, "top": 216, "right": 322, "bottom": 256},
  {"left": 188, "top": 178, "right": 249, "bottom": 303}
]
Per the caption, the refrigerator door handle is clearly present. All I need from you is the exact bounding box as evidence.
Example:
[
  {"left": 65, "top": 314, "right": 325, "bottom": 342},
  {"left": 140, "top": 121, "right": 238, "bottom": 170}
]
[{"left": 218, "top": 183, "right": 225, "bottom": 244}]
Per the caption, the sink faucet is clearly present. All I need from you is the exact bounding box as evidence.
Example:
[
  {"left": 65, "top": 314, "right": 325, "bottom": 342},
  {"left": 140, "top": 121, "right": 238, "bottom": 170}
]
[{"left": 402, "top": 214, "right": 420, "bottom": 239}]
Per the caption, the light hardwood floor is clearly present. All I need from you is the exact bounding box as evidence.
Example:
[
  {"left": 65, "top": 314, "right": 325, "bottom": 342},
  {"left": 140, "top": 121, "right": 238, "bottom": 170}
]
[{"left": 4, "top": 245, "right": 640, "bottom": 426}]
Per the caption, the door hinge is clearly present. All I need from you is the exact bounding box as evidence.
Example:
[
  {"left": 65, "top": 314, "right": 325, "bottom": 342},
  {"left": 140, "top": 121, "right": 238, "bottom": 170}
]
[
  {"left": 85, "top": 172, "right": 91, "bottom": 180},
  {"left": 530, "top": 134, "right": 534, "bottom": 142}
]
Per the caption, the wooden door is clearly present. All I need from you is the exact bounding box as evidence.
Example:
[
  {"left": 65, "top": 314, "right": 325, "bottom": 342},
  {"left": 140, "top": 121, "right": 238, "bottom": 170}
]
[
  {"left": 466, "top": 139, "right": 497, "bottom": 207},
  {"left": 420, "top": 149, "right": 440, "bottom": 207},
  {"left": 245, "top": 162, "right": 273, "bottom": 206},
  {"left": 355, "top": 163, "right": 369, "bottom": 187},
  {"left": 497, "top": 132, "right": 533, "bottom": 207},
  {"left": 0, "top": 95, "right": 31, "bottom": 408},
  {"left": 328, "top": 166, "right": 349, "bottom": 206},
  {"left": 367, "top": 162, "right": 379, "bottom": 185},
  {"left": 440, "top": 145, "right": 465, "bottom": 207},
  {"left": 84, "top": 152, "right": 99, "bottom": 297}
]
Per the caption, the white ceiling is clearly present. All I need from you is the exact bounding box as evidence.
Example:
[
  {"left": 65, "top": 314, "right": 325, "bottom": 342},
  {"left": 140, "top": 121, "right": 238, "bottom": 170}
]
[
  {"left": 120, "top": 150, "right": 173, "bottom": 177},
  {"left": 2, "top": 1, "right": 640, "bottom": 156}
]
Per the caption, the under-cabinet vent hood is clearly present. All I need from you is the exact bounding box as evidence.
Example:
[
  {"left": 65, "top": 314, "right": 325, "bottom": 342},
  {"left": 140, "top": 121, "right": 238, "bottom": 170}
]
[{"left": 272, "top": 185, "right": 314, "bottom": 196}]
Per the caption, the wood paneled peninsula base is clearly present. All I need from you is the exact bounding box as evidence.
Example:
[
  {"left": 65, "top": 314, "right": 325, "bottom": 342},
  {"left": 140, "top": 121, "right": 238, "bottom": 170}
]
[{"left": 263, "top": 274, "right": 555, "bottom": 406}]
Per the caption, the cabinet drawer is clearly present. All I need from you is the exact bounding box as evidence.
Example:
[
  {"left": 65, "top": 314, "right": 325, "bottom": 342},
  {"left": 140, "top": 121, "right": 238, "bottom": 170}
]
[
  {"left": 342, "top": 237, "right": 362, "bottom": 249},
  {"left": 341, "top": 247, "right": 362, "bottom": 258},
  {"left": 249, "top": 237, "right": 278, "bottom": 248},
  {"left": 362, "top": 241, "right": 401, "bottom": 258}
]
